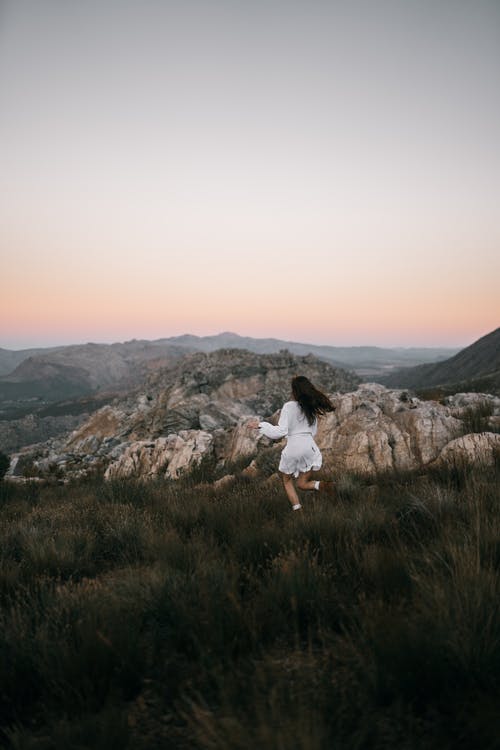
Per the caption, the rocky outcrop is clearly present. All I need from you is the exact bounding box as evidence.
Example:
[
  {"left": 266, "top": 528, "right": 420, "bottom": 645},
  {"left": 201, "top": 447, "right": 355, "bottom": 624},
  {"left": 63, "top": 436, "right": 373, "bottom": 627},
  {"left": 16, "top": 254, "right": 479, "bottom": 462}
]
[
  {"left": 104, "top": 430, "right": 214, "bottom": 480},
  {"left": 66, "top": 349, "right": 359, "bottom": 450},
  {"left": 66, "top": 406, "right": 128, "bottom": 452},
  {"left": 6, "top": 349, "right": 499, "bottom": 483},
  {"left": 431, "top": 432, "right": 500, "bottom": 469},
  {"left": 225, "top": 417, "right": 267, "bottom": 463},
  {"left": 315, "top": 384, "right": 463, "bottom": 474},
  {"left": 441, "top": 392, "right": 500, "bottom": 431},
  {"left": 442, "top": 392, "right": 500, "bottom": 412},
  {"left": 131, "top": 348, "right": 360, "bottom": 440},
  {"left": 24, "top": 349, "right": 349, "bottom": 481},
  {"left": 99, "top": 383, "right": 497, "bottom": 480}
]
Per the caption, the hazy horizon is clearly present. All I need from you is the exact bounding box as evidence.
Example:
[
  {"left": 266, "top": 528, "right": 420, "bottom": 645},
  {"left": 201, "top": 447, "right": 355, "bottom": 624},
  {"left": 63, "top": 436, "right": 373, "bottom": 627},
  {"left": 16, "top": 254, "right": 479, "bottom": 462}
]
[
  {"left": 1, "top": 1, "right": 499, "bottom": 349},
  {"left": 0, "top": 327, "right": 486, "bottom": 352}
]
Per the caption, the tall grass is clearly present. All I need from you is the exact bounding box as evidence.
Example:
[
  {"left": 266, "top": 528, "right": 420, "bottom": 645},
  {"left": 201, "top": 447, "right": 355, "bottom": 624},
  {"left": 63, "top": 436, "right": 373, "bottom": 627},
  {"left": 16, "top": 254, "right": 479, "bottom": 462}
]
[
  {"left": 460, "top": 400, "right": 497, "bottom": 435},
  {"left": 0, "top": 463, "right": 499, "bottom": 749}
]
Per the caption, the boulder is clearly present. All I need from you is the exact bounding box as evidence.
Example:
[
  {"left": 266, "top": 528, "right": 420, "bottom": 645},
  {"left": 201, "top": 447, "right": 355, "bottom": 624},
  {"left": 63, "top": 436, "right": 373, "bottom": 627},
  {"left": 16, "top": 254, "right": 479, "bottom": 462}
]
[
  {"left": 431, "top": 432, "right": 500, "bottom": 468},
  {"left": 443, "top": 392, "right": 500, "bottom": 415},
  {"left": 104, "top": 429, "right": 213, "bottom": 480},
  {"left": 212, "top": 474, "right": 236, "bottom": 492},
  {"left": 241, "top": 459, "right": 259, "bottom": 477},
  {"left": 226, "top": 417, "right": 265, "bottom": 463},
  {"left": 315, "top": 384, "right": 462, "bottom": 475},
  {"left": 441, "top": 392, "right": 500, "bottom": 433},
  {"left": 66, "top": 406, "right": 125, "bottom": 452}
]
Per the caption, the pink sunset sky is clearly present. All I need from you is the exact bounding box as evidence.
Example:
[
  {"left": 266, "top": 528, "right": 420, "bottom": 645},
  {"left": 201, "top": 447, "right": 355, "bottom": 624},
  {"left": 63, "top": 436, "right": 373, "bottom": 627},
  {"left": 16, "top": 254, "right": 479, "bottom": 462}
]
[{"left": 1, "top": 0, "right": 499, "bottom": 350}]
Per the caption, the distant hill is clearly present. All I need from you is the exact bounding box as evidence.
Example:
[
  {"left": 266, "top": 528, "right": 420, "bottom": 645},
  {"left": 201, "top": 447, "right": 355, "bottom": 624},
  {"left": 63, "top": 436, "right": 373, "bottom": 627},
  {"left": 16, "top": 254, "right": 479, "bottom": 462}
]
[
  {"left": 0, "top": 332, "right": 460, "bottom": 405},
  {"left": 0, "top": 346, "right": 61, "bottom": 376},
  {"left": 0, "top": 341, "right": 194, "bottom": 402},
  {"left": 378, "top": 327, "right": 500, "bottom": 395},
  {"left": 162, "top": 331, "right": 459, "bottom": 375}
]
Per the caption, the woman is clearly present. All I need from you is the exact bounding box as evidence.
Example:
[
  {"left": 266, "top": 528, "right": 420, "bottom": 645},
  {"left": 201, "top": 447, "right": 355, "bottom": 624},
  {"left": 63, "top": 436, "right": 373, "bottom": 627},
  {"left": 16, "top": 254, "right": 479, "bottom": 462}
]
[{"left": 251, "top": 375, "right": 335, "bottom": 511}]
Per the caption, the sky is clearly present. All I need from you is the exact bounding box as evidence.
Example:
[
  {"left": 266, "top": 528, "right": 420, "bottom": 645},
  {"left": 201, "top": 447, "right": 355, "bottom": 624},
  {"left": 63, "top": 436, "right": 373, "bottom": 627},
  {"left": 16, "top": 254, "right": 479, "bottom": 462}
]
[{"left": 1, "top": 0, "right": 499, "bottom": 350}]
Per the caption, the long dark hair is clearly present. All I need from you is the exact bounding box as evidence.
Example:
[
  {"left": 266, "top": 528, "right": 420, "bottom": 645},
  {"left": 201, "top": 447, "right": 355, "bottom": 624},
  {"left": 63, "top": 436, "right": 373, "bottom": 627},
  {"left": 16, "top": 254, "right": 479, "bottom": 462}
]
[{"left": 291, "top": 375, "right": 335, "bottom": 425}]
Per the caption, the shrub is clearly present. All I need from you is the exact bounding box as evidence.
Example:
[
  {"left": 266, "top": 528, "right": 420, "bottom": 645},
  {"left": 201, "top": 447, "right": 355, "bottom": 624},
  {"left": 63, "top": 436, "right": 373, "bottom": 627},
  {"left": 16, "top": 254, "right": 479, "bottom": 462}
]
[
  {"left": 253, "top": 446, "right": 282, "bottom": 476},
  {"left": 461, "top": 400, "right": 495, "bottom": 434}
]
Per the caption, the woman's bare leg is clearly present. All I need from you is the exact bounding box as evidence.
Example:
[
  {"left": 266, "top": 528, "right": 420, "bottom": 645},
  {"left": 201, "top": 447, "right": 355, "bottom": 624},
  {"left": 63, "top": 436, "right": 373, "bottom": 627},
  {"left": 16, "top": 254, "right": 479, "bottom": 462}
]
[
  {"left": 280, "top": 472, "right": 301, "bottom": 508},
  {"left": 296, "top": 470, "right": 317, "bottom": 491},
  {"left": 297, "top": 472, "right": 336, "bottom": 496}
]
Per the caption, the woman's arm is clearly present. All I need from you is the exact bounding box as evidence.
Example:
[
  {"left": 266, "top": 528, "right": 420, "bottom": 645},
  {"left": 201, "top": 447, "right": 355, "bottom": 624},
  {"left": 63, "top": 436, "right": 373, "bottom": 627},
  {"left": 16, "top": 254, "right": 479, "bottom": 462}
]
[{"left": 258, "top": 402, "right": 289, "bottom": 440}]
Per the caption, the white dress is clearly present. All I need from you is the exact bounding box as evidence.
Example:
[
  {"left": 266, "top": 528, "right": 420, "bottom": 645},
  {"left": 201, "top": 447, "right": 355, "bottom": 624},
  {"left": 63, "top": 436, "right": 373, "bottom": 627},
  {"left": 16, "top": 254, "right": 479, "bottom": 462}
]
[{"left": 258, "top": 400, "right": 322, "bottom": 478}]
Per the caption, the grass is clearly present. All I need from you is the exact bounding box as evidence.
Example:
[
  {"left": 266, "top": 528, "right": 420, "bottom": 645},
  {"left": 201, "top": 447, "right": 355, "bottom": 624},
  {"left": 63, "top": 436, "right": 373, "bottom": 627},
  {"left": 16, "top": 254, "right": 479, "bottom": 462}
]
[
  {"left": 460, "top": 400, "right": 498, "bottom": 435},
  {"left": 0, "top": 462, "right": 499, "bottom": 750}
]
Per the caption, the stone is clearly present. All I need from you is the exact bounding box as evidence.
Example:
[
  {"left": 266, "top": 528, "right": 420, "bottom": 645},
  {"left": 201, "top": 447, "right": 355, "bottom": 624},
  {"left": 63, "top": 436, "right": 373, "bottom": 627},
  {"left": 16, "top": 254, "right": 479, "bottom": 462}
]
[
  {"left": 241, "top": 459, "right": 259, "bottom": 477},
  {"left": 443, "top": 392, "right": 500, "bottom": 414},
  {"left": 167, "top": 430, "right": 213, "bottom": 478},
  {"left": 226, "top": 417, "right": 264, "bottom": 462},
  {"left": 315, "top": 386, "right": 462, "bottom": 475},
  {"left": 212, "top": 474, "right": 236, "bottom": 492},
  {"left": 104, "top": 429, "right": 213, "bottom": 480},
  {"left": 66, "top": 406, "right": 125, "bottom": 452},
  {"left": 431, "top": 432, "right": 500, "bottom": 468}
]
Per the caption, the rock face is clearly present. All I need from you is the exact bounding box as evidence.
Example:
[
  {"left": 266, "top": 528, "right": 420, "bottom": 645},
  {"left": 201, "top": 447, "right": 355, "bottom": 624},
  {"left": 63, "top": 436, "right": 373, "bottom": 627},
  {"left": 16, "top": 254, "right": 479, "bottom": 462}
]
[
  {"left": 104, "top": 430, "right": 214, "bottom": 480},
  {"left": 66, "top": 406, "right": 128, "bottom": 452},
  {"left": 7, "top": 349, "right": 359, "bottom": 480},
  {"left": 6, "top": 349, "right": 499, "bottom": 482},
  {"left": 71, "top": 349, "right": 359, "bottom": 446},
  {"left": 315, "top": 384, "right": 464, "bottom": 474},
  {"left": 131, "top": 348, "right": 360, "bottom": 439},
  {"left": 431, "top": 433, "right": 500, "bottom": 469},
  {"left": 226, "top": 417, "right": 265, "bottom": 463}
]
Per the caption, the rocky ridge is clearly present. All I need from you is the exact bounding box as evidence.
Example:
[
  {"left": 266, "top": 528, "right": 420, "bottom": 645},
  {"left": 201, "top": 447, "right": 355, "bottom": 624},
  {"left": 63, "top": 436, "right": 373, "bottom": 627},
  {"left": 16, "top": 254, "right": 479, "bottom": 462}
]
[
  {"left": 7, "top": 349, "right": 360, "bottom": 479},
  {"left": 6, "top": 350, "right": 500, "bottom": 482}
]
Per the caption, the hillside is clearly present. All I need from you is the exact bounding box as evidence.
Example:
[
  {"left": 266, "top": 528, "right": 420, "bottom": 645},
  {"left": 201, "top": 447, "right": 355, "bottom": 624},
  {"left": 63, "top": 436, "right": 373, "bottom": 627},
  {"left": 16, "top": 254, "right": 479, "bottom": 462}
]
[
  {"left": 378, "top": 327, "right": 500, "bottom": 394},
  {"left": 7, "top": 348, "right": 362, "bottom": 471},
  {"left": 163, "top": 331, "right": 458, "bottom": 375},
  {"left": 0, "top": 341, "right": 194, "bottom": 402},
  {"left": 0, "top": 346, "right": 61, "bottom": 376},
  {"left": 0, "top": 334, "right": 459, "bottom": 404},
  {"left": 69, "top": 347, "right": 361, "bottom": 443}
]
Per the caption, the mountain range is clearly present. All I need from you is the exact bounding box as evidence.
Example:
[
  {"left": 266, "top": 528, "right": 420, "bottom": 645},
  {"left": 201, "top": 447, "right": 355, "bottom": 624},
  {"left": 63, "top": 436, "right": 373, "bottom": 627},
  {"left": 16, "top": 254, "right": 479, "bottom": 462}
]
[
  {"left": 0, "top": 327, "right": 498, "bottom": 455},
  {"left": 0, "top": 341, "right": 196, "bottom": 402},
  {"left": 378, "top": 327, "right": 500, "bottom": 396},
  {"left": 158, "top": 332, "right": 458, "bottom": 374},
  {"left": 0, "top": 332, "right": 459, "bottom": 405}
]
